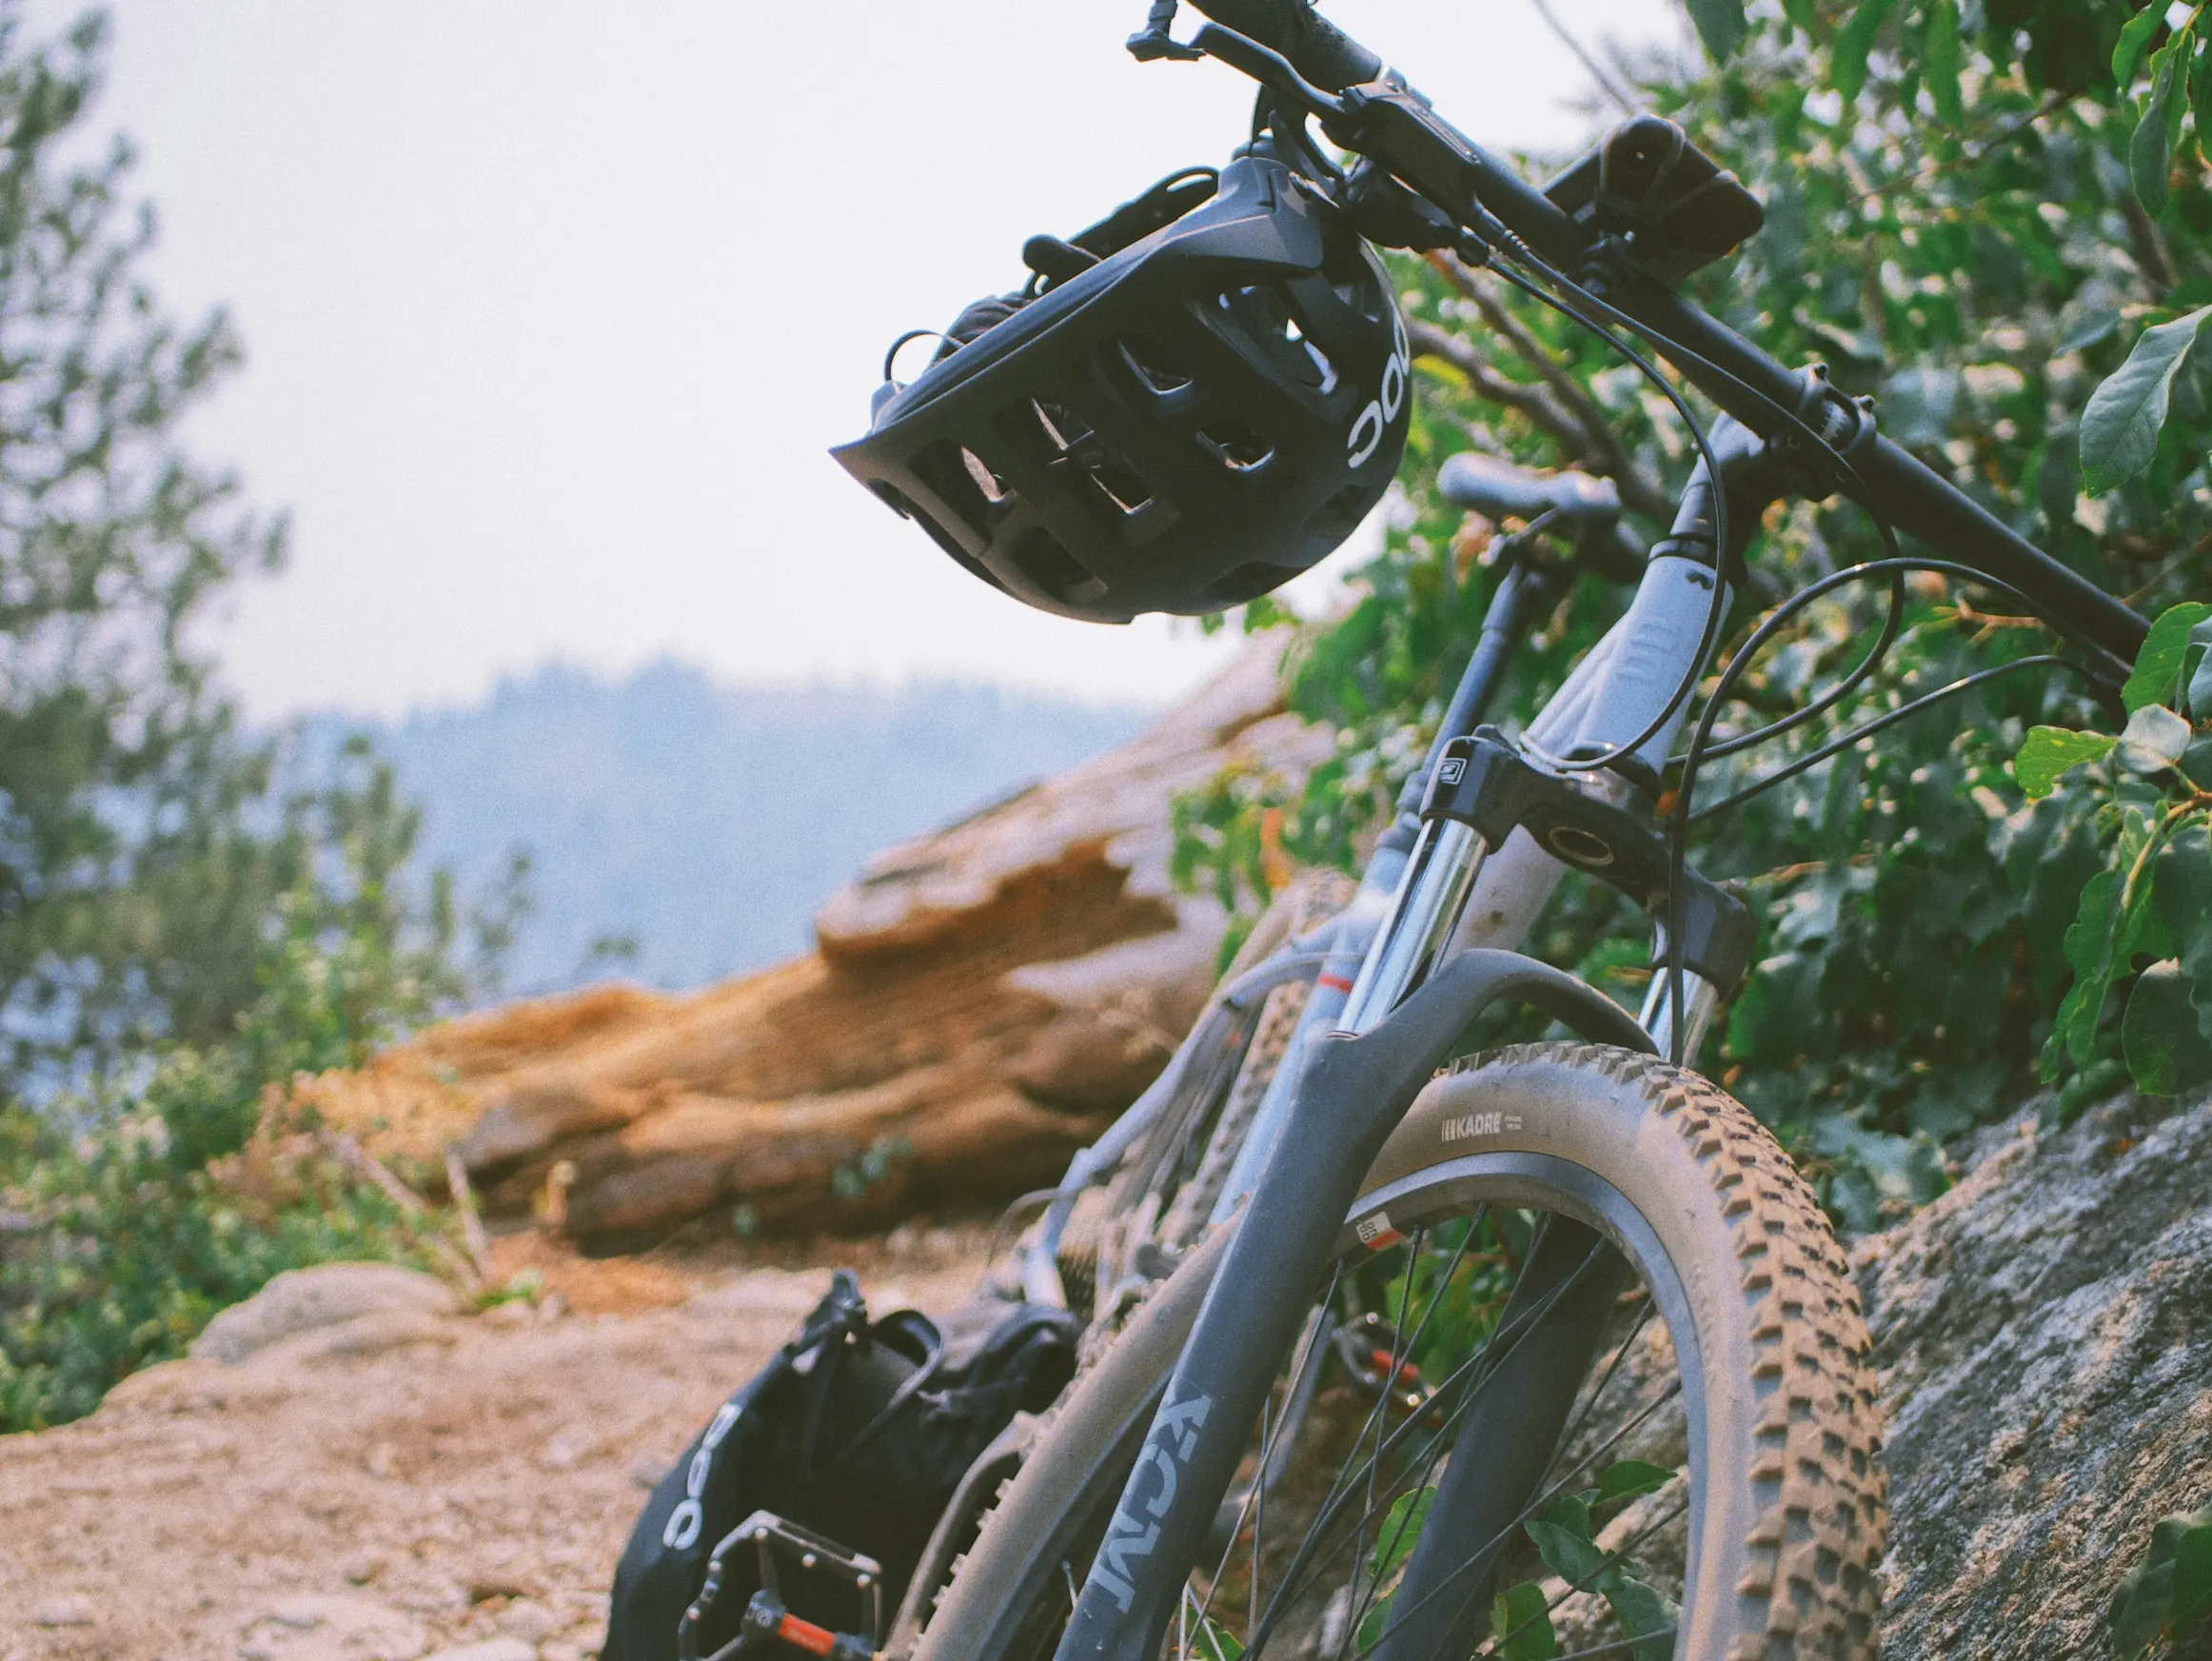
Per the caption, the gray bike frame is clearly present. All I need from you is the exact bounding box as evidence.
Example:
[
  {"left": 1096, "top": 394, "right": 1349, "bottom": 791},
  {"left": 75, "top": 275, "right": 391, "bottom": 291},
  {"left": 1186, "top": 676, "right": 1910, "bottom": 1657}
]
[
  {"left": 1014, "top": 7, "right": 2153, "bottom": 1657},
  {"left": 1024, "top": 525, "right": 1725, "bottom": 1314}
]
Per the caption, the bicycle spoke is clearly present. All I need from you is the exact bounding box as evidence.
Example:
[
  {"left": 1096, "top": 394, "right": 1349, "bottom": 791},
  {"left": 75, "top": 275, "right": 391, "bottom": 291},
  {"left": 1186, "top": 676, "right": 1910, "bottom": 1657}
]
[
  {"left": 1246, "top": 1235, "right": 1614, "bottom": 1657},
  {"left": 1541, "top": 1296, "right": 1657, "bottom": 1491},
  {"left": 1251, "top": 1393, "right": 1266, "bottom": 1638},
  {"left": 1276, "top": 1360, "right": 1680, "bottom": 1661},
  {"left": 1407, "top": 1477, "right": 1681, "bottom": 1661},
  {"left": 1546, "top": 1630, "right": 1681, "bottom": 1660},
  {"left": 1342, "top": 1224, "right": 1492, "bottom": 1648},
  {"left": 1274, "top": 1214, "right": 1538, "bottom": 1594},
  {"left": 1191, "top": 1264, "right": 1345, "bottom": 1635},
  {"left": 1247, "top": 1246, "right": 1600, "bottom": 1651},
  {"left": 1344, "top": 1223, "right": 1431, "bottom": 1660}
]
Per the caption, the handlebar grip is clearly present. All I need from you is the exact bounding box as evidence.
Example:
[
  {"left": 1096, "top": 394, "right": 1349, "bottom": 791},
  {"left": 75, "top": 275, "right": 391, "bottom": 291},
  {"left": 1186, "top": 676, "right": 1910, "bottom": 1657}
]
[
  {"left": 1184, "top": 0, "right": 1382, "bottom": 89},
  {"left": 1439, "top": 453, "right": 1621, "bottom": 525}
]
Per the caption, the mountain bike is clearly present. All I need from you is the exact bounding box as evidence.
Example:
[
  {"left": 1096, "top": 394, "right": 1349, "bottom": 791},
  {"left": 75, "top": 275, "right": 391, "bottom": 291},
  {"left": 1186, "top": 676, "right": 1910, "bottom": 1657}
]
[{"left": 834, "top": 5, "right": 2152, "bottom": 1657}]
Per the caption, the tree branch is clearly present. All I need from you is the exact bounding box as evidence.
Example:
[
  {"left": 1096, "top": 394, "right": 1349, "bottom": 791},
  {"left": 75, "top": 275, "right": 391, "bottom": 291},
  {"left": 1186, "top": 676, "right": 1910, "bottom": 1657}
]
[
  {"left": 1407, "top": 317, "right": 1591, "bottom": 452},
  {"left": 1530, "top": 0, "right": 1638, "bottom": 115},
  {"left": 1418, "top": 254, "right": 1674, "bottom": 521}
]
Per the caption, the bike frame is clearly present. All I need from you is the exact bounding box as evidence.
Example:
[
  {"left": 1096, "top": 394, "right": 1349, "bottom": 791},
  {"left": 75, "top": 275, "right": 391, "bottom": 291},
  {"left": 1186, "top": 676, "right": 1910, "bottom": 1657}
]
[{"left": 1027, "top": 7, "right": 2151, "bottom": 1659}]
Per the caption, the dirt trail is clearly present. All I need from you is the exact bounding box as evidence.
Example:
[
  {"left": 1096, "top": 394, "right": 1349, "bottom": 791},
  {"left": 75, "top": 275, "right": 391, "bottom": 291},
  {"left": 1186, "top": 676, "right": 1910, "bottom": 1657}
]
[{"left": 0, "top": 1230, "right": 997, "bottom": 1661}]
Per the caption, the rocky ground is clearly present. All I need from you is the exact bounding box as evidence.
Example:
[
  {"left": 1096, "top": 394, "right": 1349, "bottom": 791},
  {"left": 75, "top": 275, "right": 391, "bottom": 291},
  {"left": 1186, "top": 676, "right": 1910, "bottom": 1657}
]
[
  {"left": 6, "top": 1093, "right": 2207, "bottom": 1661},
  {"left": 0, "top": 1227, "right": 997, "bottom": 1661}
]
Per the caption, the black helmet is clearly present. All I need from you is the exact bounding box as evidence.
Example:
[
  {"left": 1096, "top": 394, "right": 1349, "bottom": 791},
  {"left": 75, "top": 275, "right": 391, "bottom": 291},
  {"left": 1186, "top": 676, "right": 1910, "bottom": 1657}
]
[{"left": 831, "top": 154, "right": 1412, "bottom": 624}]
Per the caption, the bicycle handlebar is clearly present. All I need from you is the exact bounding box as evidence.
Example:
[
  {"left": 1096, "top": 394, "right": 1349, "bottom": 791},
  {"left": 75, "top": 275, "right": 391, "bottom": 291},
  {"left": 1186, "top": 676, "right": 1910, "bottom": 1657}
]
[
  {"left": 1439, "top": 453, "right": 1621, "bottom": 526},
  {"left": 1182, "top": 2, "right": 2148, "bottom": 668},
  {"left": 1183, "top": 0, "right": 1380, "bottom": 90}
]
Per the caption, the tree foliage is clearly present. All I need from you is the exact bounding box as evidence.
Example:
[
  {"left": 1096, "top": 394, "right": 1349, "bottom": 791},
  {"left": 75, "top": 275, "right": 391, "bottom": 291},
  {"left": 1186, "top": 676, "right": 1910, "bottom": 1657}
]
[
  {"left": 1178, "top": 0, "right": 2210, "bottom": 1231},
  {"left": 0, "top": 7, "right": 504, "bottom": 1431},
  {"left": 0, "top": 5, "right": 307, "bottom": 1096},
  {"left": 0, "top": 744, "right": 482, "bottom": 1431}
]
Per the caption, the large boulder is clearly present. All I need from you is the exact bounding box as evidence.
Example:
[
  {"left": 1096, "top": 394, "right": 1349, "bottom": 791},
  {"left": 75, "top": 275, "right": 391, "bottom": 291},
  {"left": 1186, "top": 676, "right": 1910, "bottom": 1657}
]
[
  {"left": 305, "top": 636, "right": 1331, "bottom": 1248},
  {"left": 190, "top": 1263, "right": 458, "bottom": 1365},
  {"left": 1864, "top": 1089, "right": 2212, "bottom": 1658}
]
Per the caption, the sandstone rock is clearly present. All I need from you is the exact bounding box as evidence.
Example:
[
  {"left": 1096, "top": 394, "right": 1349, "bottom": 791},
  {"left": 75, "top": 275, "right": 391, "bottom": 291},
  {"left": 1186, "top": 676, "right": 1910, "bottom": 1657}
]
[
  {"left": 98, "top": 1355, "right": 226, "bottom": 1412},
  {"left": 232, "top": 1593, "right": 426, "bottom": 1661},
  {"left": 493, "top": 1600, "right": 558, "bottom": 1642},
  {"left": 417, "top": 1642, "right": 532, "bottom": 1661},
  {"left": 34, "top": 1594, "right": 92, "bottom": 1628},
  {"left": 302, "top": 636, "right": 1330, "bottom": 1246},
  {"left": 191, "top": 1265, "right": 458, "bottom": 1365},
  {"left": 243, "top": 1308, "right": 462, "bottom": 1370},
  {"left": 1862, "top": 1090, "right": 2212, "bottom": 1658}
]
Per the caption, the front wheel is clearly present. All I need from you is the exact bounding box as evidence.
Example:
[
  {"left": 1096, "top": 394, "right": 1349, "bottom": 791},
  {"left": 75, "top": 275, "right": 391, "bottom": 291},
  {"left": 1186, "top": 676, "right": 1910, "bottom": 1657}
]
[{"left": 912, "top": 1042, "right": 1886, "bottom": 1661}]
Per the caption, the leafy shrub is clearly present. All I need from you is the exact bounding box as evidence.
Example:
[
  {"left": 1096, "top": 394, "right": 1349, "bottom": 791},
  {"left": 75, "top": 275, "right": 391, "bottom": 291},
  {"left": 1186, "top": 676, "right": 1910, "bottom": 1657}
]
[
  {"left": 0, "top": 748, "right": 489, "bottom": 1433},
  {"left": 2013, "top": 604, "right": 2212, "bottom": 1099}
]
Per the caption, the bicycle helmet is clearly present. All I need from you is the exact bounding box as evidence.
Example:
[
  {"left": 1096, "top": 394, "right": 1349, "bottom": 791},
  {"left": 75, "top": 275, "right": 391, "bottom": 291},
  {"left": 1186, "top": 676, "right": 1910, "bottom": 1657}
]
[{"left": 831, "top": 153, "right": 1412, "bottom": 623}]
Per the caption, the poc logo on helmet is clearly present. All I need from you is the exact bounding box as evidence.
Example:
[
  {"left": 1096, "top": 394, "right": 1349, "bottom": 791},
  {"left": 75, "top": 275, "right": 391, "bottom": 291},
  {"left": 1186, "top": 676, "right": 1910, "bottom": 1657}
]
[{"left": 1347, "top": 312, "right": 1411, "bottom": 468}]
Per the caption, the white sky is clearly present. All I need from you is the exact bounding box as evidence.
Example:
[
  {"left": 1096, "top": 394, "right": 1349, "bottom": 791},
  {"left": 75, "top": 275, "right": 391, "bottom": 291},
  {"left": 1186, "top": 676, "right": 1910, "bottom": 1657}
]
[{"left": 50, "top": 0, "right": 1685, "bottom": 719}]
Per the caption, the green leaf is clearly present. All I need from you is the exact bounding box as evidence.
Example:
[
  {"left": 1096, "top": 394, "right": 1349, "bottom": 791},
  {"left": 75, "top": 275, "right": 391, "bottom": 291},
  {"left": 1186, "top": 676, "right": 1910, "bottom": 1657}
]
[
  {"left": 1833, "top": 0, "right": 1903, "bottom": 102},
  {"left": 2059, "top": 307, "right": 2123, "bottom": 354},
  {"left": 1371, "top": 1485, "right": 1434, "bottom": 1579},
  {"left": 2109, "top": 1503, "right": 2212, "bottom": 1657},
  {"left": 2135, "top": 34, "right": 2191, "bottom": 214},
  {"left": 2118, "top": 702, "right": 2195, "bottom": 773},
  {"left": 2122, "top": 959, "right": 2212, "bottom": 1094},
  {"left": 1684, "top": 0, "right": 1748, "bottom": 62},
  {"left": 1491, "top": 1581, "right": 1558, "bottom": 1661},
  {"left": 2052, "top": 864, "right": 2122, "bottom": 1072},
  {"left": 2082, "top": 311, "right": 2212, "bottom": 494},
  {"left": 2124, "top": 602, "right": 2212, "bottom": 712},
  {"left": 2169, "top": 29, "right": 2199, "bottom": 144},
  {"left": 2194, "top": 29, "right": 2212, "bottom": 148},
  {"left": 1601, "top": 1576, "right": 1682, "bottom": 1661},
  {"left": 2013, "top": 727, "right": 2118, "bottom": 800},
  {"left": 2114, "top": 1, "right": 2166, "bottom": 88},
  {"left": 2158, "top": 819, "right": 2212, "bottom": 1041},
  {"left": 2051, "top": 808, "right": 2173, "bottom": 1077},
  {"left": 1923, "top": 0, "right": 1965, "bottom": 125},
  {"left": 2182, "top": 620, "right": 2212, "bottom": 720},
  {"left": 1594, "top": 1459, "right": 1676, "bottom": 1508},
  {"left": 1528, "top": 1517, "right": 1610, "bottom": 1592},
  {"left": 2178, "top": 1509, "right": 2212, "bottom": 1633}
]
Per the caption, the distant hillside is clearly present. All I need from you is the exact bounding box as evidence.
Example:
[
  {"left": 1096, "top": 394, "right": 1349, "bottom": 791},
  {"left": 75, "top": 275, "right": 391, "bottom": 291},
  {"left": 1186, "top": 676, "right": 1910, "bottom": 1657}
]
[{"left": 314, "top": 662, "right": 1153, "bottom": 998}]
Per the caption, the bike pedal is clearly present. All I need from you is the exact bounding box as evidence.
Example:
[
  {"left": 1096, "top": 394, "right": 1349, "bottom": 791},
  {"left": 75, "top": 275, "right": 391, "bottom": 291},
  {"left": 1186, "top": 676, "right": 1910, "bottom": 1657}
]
[
  {"left": 678, "top": 1511, "right": 882, "bottom": 1661},
  {"left": 736, "top": 1589, "right": 876, "bottom": 1661}
]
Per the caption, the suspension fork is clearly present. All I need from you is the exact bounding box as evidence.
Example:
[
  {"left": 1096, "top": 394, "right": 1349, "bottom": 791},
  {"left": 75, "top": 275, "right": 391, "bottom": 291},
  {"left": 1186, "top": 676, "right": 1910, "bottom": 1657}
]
[{"left": 1363, "top": 1220, "right": 1629, "bottom": 1661}]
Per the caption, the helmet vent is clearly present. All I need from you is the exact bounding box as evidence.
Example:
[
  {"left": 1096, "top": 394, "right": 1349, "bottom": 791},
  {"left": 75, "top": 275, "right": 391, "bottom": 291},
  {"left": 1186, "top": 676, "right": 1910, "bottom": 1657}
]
[
  {"left": 1024, "top": 397, "right": 1152, "bottom": 515},
  {"left": 960, "top": 447, "right": 1009, "bottom": 504},
  {"left": 1086, "top": 453, "right": 1155, "bottom": 515},
  {"left": 1283, "top": 317, "right": 1339, "bottom": 395},
  {"left": 1117, "top": 337, "right": 1193, "bottom": 397},
  {"left": 1031, "top": 398, "right": 1091, "bottom": 455},
  {"left": 1011, "top": 528, "right": 1109, "bottom": 607},
  {"left": 1197, "top": 422, "right": 1274, "bottom": 473},
  {"left": 914, "top": 441, "right": 1007, "bottom": 533}
]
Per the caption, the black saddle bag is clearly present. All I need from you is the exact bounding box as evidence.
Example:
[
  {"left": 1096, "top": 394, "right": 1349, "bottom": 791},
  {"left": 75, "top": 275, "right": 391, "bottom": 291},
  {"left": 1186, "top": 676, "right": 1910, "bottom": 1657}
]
[{"left": 606, "top": 1269, "right": 1076, "bottom": 1661}]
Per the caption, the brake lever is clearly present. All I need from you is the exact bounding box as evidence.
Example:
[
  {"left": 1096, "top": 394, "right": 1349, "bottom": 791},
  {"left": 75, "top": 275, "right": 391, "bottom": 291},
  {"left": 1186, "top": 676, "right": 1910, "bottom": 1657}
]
[
  {"left": 1126, "top": 0, "right": 1203, "bottom": 60},
  {"left": 1187, "top": 22, "right": 1353, "bottom": 126}
]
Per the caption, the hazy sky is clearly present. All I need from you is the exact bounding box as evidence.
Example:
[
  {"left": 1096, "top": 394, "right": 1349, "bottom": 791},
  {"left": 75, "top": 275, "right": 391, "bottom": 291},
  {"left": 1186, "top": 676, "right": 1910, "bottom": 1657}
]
[{"left": 49, "top": 0, "right": 1684, "bottom": 718}]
